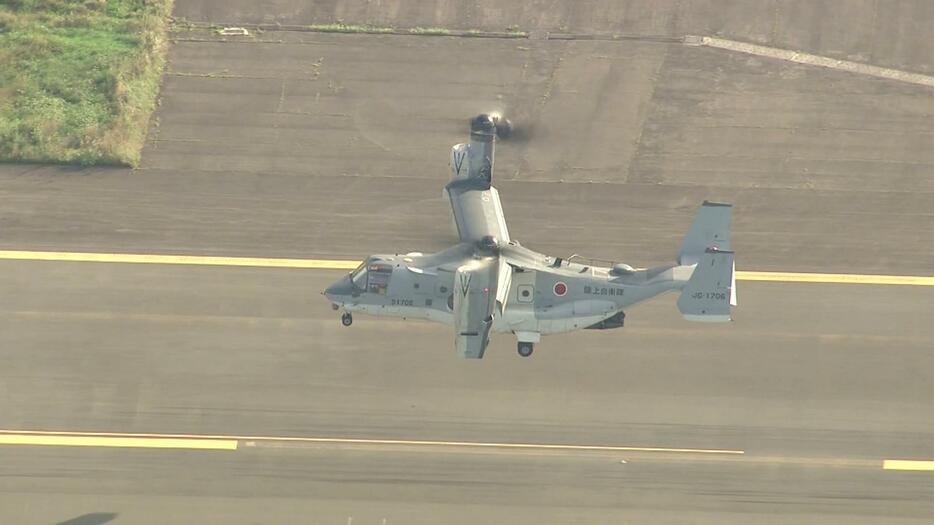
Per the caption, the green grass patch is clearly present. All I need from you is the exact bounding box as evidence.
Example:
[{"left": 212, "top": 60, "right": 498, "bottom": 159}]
[
  {"left": 408, "top": 27, "right": 451, "bottom": 36},
  {"left": 505, "top": 25, "right": 528, "bottom": 37},
  {"left": 308, "top": 23, "right": 394, "bottom": 34},
  {"left": 0, "top": 0, "right": 174, "bottom": 166}
]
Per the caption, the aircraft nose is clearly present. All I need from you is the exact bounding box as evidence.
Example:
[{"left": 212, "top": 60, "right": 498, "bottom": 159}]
[{"left": 324, "top": 274, "right": 355, "bottom": 302}]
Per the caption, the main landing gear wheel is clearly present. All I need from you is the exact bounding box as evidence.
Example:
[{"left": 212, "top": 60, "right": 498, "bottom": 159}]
[
  {"left": 341, "top": 312, "right": 353, "bottom": 326},
  {"left": 517, "top": 342, "right": 534, "bottom": 357}
]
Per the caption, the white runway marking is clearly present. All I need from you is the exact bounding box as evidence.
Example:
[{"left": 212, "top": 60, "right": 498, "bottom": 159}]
[{"left": 688, "top": 36, "right": 934, "bottom": 88}]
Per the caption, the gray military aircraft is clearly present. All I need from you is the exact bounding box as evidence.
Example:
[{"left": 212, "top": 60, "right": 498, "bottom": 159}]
[{"left": 324, "top": 114, "right": 736, "bottom": 358}]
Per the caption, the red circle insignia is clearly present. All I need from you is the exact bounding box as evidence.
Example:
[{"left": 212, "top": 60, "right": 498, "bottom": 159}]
[{"left": 553, "top": 282, "right": 568, "bottom": 296}]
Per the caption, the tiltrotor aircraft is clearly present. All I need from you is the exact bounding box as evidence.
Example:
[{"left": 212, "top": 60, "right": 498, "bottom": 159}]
[{"left": 324, "top": 114, "right": 736, "bottom": 358}]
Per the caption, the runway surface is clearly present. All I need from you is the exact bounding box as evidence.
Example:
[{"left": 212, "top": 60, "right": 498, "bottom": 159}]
[
  {"left": 1, "top": 260, "right": 933, "bottom": 523},
  {"left": 1, "top": 0, "right": 933, "bottom": 523}
]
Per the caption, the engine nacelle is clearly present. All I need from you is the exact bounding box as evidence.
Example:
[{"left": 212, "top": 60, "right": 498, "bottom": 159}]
[
  {"left": 610, "top": 263, "right": 636, "bottom": 276},
  {"left": 449, "top": 114, "right": 511, "bottom": 185},
  {"left": 450, "top": 142, "right": 471, "bottom": 181},
  {"left": 585, "top": 311, "right": 625, "bottom": 330}
]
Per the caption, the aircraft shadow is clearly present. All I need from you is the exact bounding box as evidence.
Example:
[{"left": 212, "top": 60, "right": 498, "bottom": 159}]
[{"left": 55, "top": 513, "right": 118, "bottom": 525}]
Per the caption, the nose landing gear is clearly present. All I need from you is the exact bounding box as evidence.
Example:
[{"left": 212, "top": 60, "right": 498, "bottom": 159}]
[
  {"left": 341, "top": 312, "right": 353, "bottom": 326},
  {"left": 517, "top": 342, "right": 534, "bottom": 357}
]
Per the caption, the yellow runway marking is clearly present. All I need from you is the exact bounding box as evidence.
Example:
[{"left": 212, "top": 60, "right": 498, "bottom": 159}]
[
  {"left": 883, "top": 460, "right": 934, "bottom": 471},
  {"left": 1, "top": 250, "right": 932, "bottom": 285},
  {"left": 0, "top": 433, "right": 237, "bottom": 451},
  {"left": 0, "top": 430, "right": 740, "bottom": 456},
  {"left": 7, "top": 431, "right": 930, "bottom": 472},
  {"left": 736, "top": 271, "right": 934, "bottom": 286},
  {"left": 0, "top": 250, "right": 359, "bottom": 270},
  {"left": 243, "top": 437, "right": 745, "bottom": 455}
]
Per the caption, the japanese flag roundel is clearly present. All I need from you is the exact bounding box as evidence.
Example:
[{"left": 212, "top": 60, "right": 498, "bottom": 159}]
[{"left": 553, "top": 282, "right": 568, "bottom": 296}]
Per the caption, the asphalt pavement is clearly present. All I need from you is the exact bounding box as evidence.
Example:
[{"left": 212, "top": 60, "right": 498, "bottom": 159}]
[{"left": 1, "top": 1, "right": 932, "bottom": 523}]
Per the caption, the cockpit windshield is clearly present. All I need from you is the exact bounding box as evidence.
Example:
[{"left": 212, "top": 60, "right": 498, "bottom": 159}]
[{"left": 350, "top": 262, "right": 367, "bottom": 289}]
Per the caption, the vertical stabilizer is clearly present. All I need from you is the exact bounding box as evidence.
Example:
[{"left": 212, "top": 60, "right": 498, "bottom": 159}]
[
  {"left": 678, "top": 201, "right": 732, "bottom": 266},
  {"left": 678, "top": 248, "right": 735, "bottom": 322}
]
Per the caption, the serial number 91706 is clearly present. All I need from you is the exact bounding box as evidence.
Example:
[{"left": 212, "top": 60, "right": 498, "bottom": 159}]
[
  {"left": 691, "top": 291, "right": 727, "bottom": 301},
  {"left": 391, "top": 299, "right": 415, "bottom": 306}
]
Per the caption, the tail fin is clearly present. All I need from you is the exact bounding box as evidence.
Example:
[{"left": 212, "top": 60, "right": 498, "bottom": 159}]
[
  {"left": 678, "top": 201, "right": 732, "bottom": 266},
  {"left": 677, "top": 248, "right": 735, "bottom": 322}
]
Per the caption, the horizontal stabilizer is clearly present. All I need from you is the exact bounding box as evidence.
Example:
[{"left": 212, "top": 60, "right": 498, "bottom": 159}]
[{"left": 678, "top": 248, "right": 735, "bottom": 322}]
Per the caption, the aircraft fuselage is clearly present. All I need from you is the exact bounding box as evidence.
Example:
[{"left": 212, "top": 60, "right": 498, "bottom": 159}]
[{"left": 325, "top": 241, "right": 693, "bottom": 337}]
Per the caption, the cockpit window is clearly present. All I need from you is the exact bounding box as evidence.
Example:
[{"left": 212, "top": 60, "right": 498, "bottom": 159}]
[
  {"left": 367, "top": 263, "right": 392, "bottom": 295},
  {"left": 350, "top": 261, "right": 393, "bottom": 294},
  {"left": 350, "top": 262, "right": 367, "bottom": 289}
]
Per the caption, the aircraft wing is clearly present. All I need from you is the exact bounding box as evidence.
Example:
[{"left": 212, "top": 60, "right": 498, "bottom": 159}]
[
  {"left": 445, "top": 115, "right": 510, "bottom": 244},
  {"left": 445, "top": 180, "right": 510, "bottom": 243},
  {"left": 453, "top": 258, "right": 500, "bottom": 359}
]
